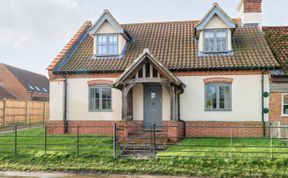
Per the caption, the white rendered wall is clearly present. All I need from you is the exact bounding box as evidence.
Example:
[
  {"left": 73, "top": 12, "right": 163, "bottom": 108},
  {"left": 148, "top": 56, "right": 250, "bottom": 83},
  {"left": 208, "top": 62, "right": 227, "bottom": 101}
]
[
  {"left": 65, "top": 78, "right": 122, "bottom": 121},
  {"left": 179, "top": 74, "right": 269, "bottom": 122},
  {"left": 49, "top": 80, "right": 65, "bottom": 121}
]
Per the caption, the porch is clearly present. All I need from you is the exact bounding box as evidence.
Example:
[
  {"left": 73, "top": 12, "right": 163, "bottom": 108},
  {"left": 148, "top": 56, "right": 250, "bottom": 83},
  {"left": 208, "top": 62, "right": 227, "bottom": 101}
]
[{"left": 113, "top": 49, "right": 185, "bottom": 130}]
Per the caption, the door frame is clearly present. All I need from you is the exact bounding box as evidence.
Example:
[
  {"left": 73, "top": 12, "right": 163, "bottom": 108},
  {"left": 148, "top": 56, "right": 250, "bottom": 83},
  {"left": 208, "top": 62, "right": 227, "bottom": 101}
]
[{"left": 143, "top": 83, "right": 163, "bottom": 128}]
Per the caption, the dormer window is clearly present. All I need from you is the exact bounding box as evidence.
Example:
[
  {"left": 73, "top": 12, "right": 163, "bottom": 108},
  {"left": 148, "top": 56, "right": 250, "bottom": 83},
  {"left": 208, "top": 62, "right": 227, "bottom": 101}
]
[
  {"left": 88, "top": 10, "right": 131, "bottom": 58},
  {"left": 204, "top": 29, "right": 227, "bottom": 53},
  {"left": 195, "top": 3, "right": 236, "bottom": 56},
  {"left": 97, "top": 34, "right": 118, "bottom": 56}
]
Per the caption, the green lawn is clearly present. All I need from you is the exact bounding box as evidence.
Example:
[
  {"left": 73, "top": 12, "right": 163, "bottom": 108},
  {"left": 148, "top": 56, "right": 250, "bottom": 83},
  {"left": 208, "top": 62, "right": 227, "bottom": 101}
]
[
  {"left": 158, "top": 137, "right": 288, "bottom": 159},
  {"left": 0, "top": 128, "right": 114, "bottom": 156},
  {"left": 1, "top": 128, "right": 288, "bottom": 177}
]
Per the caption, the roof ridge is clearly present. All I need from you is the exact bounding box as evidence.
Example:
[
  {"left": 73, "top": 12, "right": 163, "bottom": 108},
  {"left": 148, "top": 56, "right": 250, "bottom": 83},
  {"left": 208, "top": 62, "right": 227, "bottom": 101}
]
[
  {"left": 2, "top": 63, "right": 47, "bottom": 78},
  {"left": 121, "top": 18, "right": 241, "bottom": 26}
]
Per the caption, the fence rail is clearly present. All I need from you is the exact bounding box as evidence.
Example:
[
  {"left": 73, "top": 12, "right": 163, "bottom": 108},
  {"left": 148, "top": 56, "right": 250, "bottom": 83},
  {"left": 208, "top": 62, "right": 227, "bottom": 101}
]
[
  {"left": 0, "top": 123, "right": 288, "bottom": 160},
  {"left": 0, "top": 99, "right": 48, "bottom": 126}
]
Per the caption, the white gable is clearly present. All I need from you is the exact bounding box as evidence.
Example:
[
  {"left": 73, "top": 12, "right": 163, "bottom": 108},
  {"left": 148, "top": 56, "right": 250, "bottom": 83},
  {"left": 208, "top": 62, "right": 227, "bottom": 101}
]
[
  {"left": 196, "top": 3, "right": 235, "bottom": 31},
  {"left": 97, "top": 20, "right": 118, "bottom": 34},
  {"left": 205, "top": 15, "right": 228, "bottom": 29}
]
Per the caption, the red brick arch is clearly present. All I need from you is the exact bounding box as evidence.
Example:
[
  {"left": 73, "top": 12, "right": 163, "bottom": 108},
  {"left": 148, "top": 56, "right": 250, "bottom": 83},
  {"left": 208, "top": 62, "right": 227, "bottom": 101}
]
[
  {"left": 203, "top": 77, "right": 233, "bottom": 85},
  {"left": 87, "top": 80, "right": 113, "bottom": 86}
]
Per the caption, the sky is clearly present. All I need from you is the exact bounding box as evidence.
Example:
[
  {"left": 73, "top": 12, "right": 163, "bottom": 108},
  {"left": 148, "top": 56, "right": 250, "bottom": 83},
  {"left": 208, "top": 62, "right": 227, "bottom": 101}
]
[{"left": 0, "top": 0, "right": 287, "bottom": 76}]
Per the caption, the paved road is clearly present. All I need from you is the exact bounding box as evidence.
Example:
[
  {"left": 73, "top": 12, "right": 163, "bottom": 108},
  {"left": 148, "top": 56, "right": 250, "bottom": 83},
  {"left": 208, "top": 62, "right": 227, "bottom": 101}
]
[{"left": 0, "top": 171, "right": 194, "bottom": 178}]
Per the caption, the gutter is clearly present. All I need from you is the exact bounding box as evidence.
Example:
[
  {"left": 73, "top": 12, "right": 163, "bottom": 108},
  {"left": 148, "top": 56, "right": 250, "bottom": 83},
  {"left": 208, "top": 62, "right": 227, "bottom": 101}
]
[{"left": 63, "top": 75, "right": 68, "bottom": 134}]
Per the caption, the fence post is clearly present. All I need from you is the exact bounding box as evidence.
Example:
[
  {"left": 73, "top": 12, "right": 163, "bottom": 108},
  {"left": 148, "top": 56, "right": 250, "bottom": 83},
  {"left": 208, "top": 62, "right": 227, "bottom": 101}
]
[
  {"left": 113, "top": 123, "right": 117, "bottom": 159},
  {"left": 77, "top": 125, "right": 80, "bottom": 156},
  {"left": 3, "top": 99, "right": 6, "bottom": 126},
  {"left": 14, "top": 125, "right": 17, "bottom": 156},
  {"left": 25, "top": 100, "right": 29, "bottom": 124},
  {"left": 270, "top": 124, "right": 273, "bottom": 159},
  {"left": 42, "top": 102, "right": 46, "bottom": 127},
  {"left": 152, "top": 124, "right": 156, "bottom": 158},
  {"left": 230, "top": 127, "right": 233, "bottom": 159},
  {"left": 44, "top": 125, "right": 47, "bottom": 155}
]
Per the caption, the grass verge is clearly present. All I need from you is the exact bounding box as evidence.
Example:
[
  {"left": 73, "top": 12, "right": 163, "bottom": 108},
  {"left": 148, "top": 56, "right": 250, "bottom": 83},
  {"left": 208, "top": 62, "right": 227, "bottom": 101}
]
[{"left": 0, "top": 128, "right": 288, "bottom": 177}]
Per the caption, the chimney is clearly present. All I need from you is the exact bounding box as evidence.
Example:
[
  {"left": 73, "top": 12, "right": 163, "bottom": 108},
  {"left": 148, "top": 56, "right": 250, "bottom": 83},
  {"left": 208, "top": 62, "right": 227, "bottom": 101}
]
[{"left": 237, "top": 0, "right": 262, "bottom": 29}]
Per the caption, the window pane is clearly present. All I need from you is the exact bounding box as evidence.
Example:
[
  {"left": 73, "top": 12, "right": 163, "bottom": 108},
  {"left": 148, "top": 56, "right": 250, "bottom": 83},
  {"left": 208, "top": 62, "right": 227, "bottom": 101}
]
[
  {"left": 284, "top": 95, "right": 288, "bottom": 104},
  {"left": 206, "top": 85, "right": 217, "bottom": 109},
  {"left": 283, "top": 105, "right": 288, "bottom": 115},
  {"left": 98, "top": 45, "right": 107, "bottom": 55},
  {"left": 108, "top": 45, "right": 117, "bottom": 54},
  {"left": 89, "top": 88, "right": 95, "bottom": 110},
  {"left": 101, "top": 88, "right": 111, "bottom": 110},
  {"left": 98, "top": 35, "right": 107, "bottom": 45},
  {"left": 220, "top": 86, "right": 230, "bottom": 109},
  {"left": 216, "top": 30, "right": 227, "bottom": 51},
  {"left": 108, "top": 35, "right": 117, "bottom": 45},
  {"left": 94, "top": 88, "right": 100, "bottom": 109},
  {"left": 204, "top": 31, "right": 215, "bottom": 52}
]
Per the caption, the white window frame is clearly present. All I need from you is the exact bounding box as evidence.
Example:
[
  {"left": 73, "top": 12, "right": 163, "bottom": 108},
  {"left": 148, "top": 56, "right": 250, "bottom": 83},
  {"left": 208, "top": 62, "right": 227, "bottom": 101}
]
[
  {"left": 282, "top": 93, "right": 288, "bottom": 116},
  {"left": 203, "top": 29, "right": 228, "bottom": 53},
  {"left": 97, "top": 34, "right": 118, "bottom": 56},
  {"left": 89, "top": 85, "right": 112, "bottom": 112}
]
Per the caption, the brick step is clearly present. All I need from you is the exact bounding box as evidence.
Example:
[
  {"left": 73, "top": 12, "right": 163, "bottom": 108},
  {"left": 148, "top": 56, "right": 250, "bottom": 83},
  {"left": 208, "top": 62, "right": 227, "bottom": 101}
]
[
  {"left": 121, "top": 137, "right": 168, "bottom": 145},
  {"left": 120, "top": 143, "right": 167, "bottom": 150}
]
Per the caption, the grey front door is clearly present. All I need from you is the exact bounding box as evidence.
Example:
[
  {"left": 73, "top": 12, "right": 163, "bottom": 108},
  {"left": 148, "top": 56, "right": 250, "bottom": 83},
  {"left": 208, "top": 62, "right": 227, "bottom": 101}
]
[{"left": 144, "top": 84, "right": 162, "bottom": 128}]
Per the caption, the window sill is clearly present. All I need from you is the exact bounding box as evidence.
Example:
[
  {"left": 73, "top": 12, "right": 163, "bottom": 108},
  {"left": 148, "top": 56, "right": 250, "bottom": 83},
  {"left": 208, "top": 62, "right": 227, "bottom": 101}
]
[
  {"left": 198, "top": 51, "right": 234, "bottom": 57},
  {"left": 205, "top": 109, "right": 232, "bottom": 112},
  {"left": 280, "top": 115, "right": 288, "bottom": 117},
  {"left": 89, "top": 109, "right": 113, "bottom": 112},
  {"left": 91, "top": 54, "right": 123, "bottom": 60}
]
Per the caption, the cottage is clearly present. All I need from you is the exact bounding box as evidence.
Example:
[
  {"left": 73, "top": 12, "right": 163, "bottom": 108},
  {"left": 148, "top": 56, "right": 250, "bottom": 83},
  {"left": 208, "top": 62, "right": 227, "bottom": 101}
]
[{"left": 48, "top": 0, "right": 287, "bottom": 138}]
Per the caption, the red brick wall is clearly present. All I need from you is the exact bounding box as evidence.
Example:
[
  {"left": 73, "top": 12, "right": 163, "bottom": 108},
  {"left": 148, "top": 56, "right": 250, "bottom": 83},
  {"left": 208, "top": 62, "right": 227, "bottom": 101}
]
[
  {"left": 0, "top": 64, "right": 28, "bottom": 100},
  {"left": 47, "top": 120, "right": 266, "bottom": 138},
  {"left": 185, "top": 121, "right": 264, "bottom": 137},
  {"left": 269, "top": 93, "right": 288, "bottom": 123},
  {"left": 243, "top": 0, "right": 262, "bottom": 13}
]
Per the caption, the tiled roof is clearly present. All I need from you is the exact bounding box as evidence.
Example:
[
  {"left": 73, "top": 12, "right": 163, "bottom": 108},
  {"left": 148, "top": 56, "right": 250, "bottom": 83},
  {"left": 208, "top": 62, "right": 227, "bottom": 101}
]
[
  {"left": 263, "top": 26, "right": 288, "bottom": 71},
  {"left": 0, "top": 86, "right": 16, "bottom": 100},
  {"left": 54, "top": 20, "right": 280, "bottom": 73},
  {"left": 3, "top": 64, "right": 49, "bottom": 93}
]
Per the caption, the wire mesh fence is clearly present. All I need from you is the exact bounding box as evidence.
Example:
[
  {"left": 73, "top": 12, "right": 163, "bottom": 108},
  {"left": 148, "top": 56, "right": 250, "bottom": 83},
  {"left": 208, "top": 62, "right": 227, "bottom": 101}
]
[{"left": 0, "top": 122, "right": 288, "bottom": 160}]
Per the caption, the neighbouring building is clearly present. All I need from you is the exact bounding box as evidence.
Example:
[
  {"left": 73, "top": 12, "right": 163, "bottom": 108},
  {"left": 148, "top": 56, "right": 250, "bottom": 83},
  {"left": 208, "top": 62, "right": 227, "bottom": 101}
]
[
  {"left": 263, "top": 27, "right": 288, "bottom": 123},
  {"left": 47, "top": 0, "right": 287, "bottom": 139},
  {"left": 0, "top": 63, "right": 49, "bottom": 101}
]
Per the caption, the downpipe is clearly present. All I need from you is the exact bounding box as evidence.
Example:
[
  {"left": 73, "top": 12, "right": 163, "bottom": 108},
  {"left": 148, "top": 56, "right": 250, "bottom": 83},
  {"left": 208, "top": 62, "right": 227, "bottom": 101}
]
[
  {"left": 63, "top": 75, "right": 68, "bottom": 134},
  {"left": 261, "top": 72, "right": 266, "bottom": 137},
  {"left": 178, "top": 89, "right": 186, "bottom": 137}
]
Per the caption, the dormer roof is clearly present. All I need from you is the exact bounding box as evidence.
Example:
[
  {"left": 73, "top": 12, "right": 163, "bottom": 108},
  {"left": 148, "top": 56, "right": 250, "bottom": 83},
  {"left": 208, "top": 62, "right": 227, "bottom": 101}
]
[
  {"left": 88, "top": 9, "right": 130, "bottom": 40},
  {"left": 196, "top": 3, "right": 236, "bottom": 30}
]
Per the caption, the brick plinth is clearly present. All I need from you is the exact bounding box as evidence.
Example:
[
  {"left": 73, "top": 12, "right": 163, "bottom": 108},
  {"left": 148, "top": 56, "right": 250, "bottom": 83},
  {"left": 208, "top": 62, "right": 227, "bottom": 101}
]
[
  {"left": 185, "top": 121, "right": 265, "bottom": 137},
  {"left": 162, "top": 121, "right": 184, "bottom": 142}
]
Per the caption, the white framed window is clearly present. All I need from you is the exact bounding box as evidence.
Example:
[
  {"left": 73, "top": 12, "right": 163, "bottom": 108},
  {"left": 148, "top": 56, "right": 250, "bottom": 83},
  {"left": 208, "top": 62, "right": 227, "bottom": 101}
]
[
  {"left": 204, "top": 29, "right": 228, "bottom": 53},
  {"left": 89, "top": 86, "right": 112, "bottom": 111},
  {"left": 205, "top": 83, "right": 232, "bottom": 111},
  {"left": 282, "top": 94, "right": 288, "bottom": 116},
  {"left": 97, "top": 34, "right": 118, "bottom": 56}
]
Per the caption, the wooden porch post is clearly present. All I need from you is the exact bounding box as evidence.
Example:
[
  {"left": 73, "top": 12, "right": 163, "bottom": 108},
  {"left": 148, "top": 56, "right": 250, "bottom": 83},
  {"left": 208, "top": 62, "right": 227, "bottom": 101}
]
[{"left": 122, "top": 84, "right": 136, "bottom": 121}]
